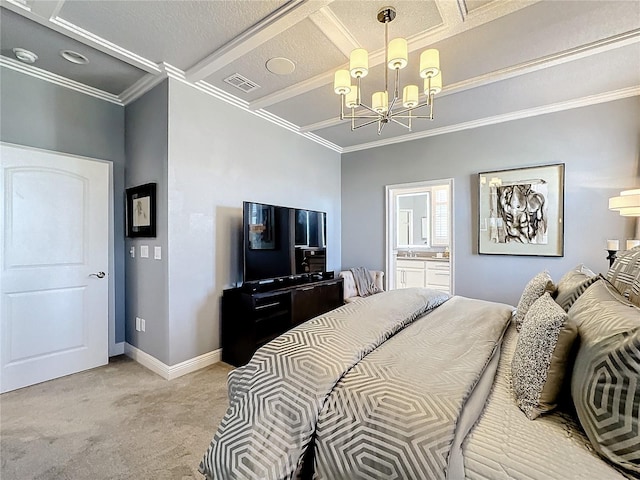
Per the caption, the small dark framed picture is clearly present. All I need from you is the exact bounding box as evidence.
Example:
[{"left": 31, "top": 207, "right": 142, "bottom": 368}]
[{"left": 126, "top": 183, "right": 156, "bottom": 238}]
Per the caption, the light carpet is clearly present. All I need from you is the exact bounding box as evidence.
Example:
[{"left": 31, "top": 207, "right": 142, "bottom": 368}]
[{"left": 0, "top": 356, "right": 233, "bottom": 479}]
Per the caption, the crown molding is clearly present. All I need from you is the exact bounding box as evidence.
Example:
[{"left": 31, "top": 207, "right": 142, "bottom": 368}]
[
  {"left": 49, "top": 16, "right": 161, "bottom": 74},
  {"left": 341, "top": 86, "right": 640, "bottom": 154},
  {"left": 300, "top": 28, "right": 640, "bottom": 133},
  {"left": 119, "top": 71, "right": 168, "bottom": 105},
  {"left": 0, "top": 56, "right": 122, "bottom": 105}
]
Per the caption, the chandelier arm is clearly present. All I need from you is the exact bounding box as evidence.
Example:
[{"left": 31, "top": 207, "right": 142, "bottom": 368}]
[
  {"left": 393, "top": 68, "right": 400, "bottom": 102},
  {"left": 339, "top": 94, "right": 345, "bottom": 120},
  {"left": 343, "top": 113, "right": 383, "bottom": 119},
  {"left": 390, "top": 117, "right": 412, "bottom": 130},
  {"left": 388, "top": 96, "right": 398, "bottom": 114},
  {"left": 351, "top": 117, "right": 385, "bottom": 130},
  {"left": 358, "top": 103, "right": 383, "bottom": 116},
  {"left": 389, "top": 115, "right": 432, "bottom": 119}
]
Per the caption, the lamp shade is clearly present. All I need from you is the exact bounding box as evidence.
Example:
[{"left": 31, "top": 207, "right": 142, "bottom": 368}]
[
  {"left": 420, "top": 49, "right": 440, "bottom": 78},
  {"left": 402, "top": 85, "right": 419, "bottom": 108},
  {"left": 609, "top": 189, "right": 640, "bottom": 216},
  {"left": 388, "top": 38, "right": 408, "bottom": 70},
  {"left": 372, "top": 91, "right": 388, "bottom": 113},
  {"left": 424, "top": 72, "right": 442, "bottom": 95},
  {"left": 350, "top": 48, "right": 369, "bottom": 78},
  {"left": 334, "top": 70, "right": 351, "bottom": 95},
  {"left": 345, "top": 85, "right": 359, "bottom": 108}
]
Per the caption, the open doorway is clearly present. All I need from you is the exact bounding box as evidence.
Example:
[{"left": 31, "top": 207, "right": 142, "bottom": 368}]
[{"left": 385, "top": 179, "right": 454, "bottom": 293}]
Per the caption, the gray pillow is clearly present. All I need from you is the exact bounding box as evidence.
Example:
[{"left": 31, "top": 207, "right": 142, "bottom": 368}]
[
  {"left": 513, "top": 271, "right": 555, "bottom": 331},
  {"left": 571, "top": 329, "right": 640, "bottom": 475},
  {"left": 512, "top": 292, "right": 577, "bottom": 420},
  {"left": 568, "top": 279, "right": 640, "bottom": 344},
  {"left": 606, "top": 246, "right": 640, "bottom": 307},
  {"left": 569, "top": 280, "right": 640, "bottom": 475},
  {"left": 554, "top": 267, "right": 600, "bottom": 312}
]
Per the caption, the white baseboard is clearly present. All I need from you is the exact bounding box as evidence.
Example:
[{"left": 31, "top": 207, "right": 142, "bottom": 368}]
[
  {"left": 109, "top": 342, "right": 125, "bottom": 357},
  {"left": 124, "top": 343, "right": 221, "bottom": 380}
]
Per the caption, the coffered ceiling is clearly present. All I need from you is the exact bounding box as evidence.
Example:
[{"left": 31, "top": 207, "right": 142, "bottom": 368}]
[{"left": 1, "top": 0, "right": 639, "bottom": 153}]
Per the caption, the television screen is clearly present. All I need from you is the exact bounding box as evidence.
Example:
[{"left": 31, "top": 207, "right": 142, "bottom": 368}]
[{"left": 243, "top": 202, "right": 326, "bottom": 283}]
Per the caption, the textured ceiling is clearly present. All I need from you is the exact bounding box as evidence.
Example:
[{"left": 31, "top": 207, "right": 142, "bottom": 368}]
[{"left": 0, "top": 0, "right": 638, "bottom": 152}]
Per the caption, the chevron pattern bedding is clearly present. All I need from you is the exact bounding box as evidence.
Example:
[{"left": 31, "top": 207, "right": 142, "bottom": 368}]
[
  {"left": 200, "top": 288, "right": 450, "bottom": 479},
  {"left": 199, "top": 289, "right": 515, "bottom": 479}
]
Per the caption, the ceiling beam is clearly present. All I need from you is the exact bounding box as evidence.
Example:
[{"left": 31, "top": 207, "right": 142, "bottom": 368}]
[
  {"left": 308, "top": 6, "right": 360, "bottom": 57},
  {"left": 249, "top": 0, "right": 540, "bottom": 111},
  {"left": 185, "top": 0, "right": 334, "bottom": 83},
  {"left": 299, "top": 28, "right": 640, "bottom": 133}
]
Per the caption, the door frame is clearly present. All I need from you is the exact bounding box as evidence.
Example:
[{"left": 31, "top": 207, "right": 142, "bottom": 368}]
[
  {"left": 385, "top": 178, "right": 455, "bottom": 293},
  {"left": 0, "top": 142, "right": 117, "bottom": 357}
]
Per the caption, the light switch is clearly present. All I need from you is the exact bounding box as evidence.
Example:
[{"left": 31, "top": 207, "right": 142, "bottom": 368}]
[
  {"left": 154, "top": 246, "right": 161, "bottom": 260},
  {"left": 140, "top": 245, "right": 149, "bottom": 258},
  {"left": 130, "top": 246, "right": 135, "bottom": 258}
]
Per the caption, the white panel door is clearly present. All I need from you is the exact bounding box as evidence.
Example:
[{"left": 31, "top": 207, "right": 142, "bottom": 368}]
[{"left": 0, "top": 143, "right": 109, "bottom": 393}]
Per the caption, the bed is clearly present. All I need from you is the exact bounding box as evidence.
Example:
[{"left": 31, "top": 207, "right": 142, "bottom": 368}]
[{"left": 199, "top": 248, "right": 640, "bottom": 480}]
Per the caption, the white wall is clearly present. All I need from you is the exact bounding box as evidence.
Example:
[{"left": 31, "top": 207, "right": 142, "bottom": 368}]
[
  {"left": 167, "top": 79, "right": 341, "bottom": 365},
  {"left": 341, "top": 97, "right": 640, "bottom": 306}
]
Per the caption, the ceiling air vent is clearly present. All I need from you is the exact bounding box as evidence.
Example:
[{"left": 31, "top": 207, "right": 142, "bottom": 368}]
[{"left": 223, "top": 73, "right": 260, "bottom": 93}]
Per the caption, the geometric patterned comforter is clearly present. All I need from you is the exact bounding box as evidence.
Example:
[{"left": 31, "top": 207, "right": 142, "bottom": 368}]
[{"left": 199, "top": 288, "right": 513, "bottom": 479}]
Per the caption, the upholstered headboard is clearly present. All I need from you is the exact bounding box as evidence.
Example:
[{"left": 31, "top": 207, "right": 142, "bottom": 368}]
[{"left": 606, "top": 246, "right": 640, "bottom": 307}]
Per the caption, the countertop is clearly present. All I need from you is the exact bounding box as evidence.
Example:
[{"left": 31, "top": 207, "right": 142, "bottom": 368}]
[{"left": 396, "top": 256, "right": 450, "bottom": 262}]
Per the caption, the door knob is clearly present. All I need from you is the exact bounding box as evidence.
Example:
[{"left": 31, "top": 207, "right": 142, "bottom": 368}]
[{"left": 90, "top": 271, "right": 106, "bottom": 278}]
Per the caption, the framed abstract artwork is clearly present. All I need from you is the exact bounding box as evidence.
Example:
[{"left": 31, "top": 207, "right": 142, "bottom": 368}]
[
  {"left": 478, "top": 164, "right": 565, "bottom": 256},
  {"left": 126, "top": 183, "right": 156, "bottom": 238}
]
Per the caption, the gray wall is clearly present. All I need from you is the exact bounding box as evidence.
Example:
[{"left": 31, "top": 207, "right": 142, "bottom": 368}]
[
  {"left": 124, "top": 80, "right": 170, "bottom": 364},
  {"left": 0, "top": 67, "right": 126, "bottom": 344},
  {"left": 167, "top": 79, "right": 341, "bottom": 365},
  {"left": 342, "top": 97, "right": 640, "bottom": 306}
]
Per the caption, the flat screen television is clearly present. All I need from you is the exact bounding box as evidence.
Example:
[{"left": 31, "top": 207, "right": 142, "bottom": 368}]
[{"left": 243, "top": 201, "right": 326, "bottom": 283}]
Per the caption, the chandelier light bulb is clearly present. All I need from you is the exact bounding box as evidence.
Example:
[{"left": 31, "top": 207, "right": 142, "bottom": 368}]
[
  {"left": 350, "top": 48, "right": 369, "bottom": 78},
  {"left": 334, "top": 70, "right": 351, "bottom": 95},
  {"left": 420, "top": 49, "right": 440, "bottom": 78},
  {"left": 372, "top": 91, "right": 389, "bottom": 114},
  {"left": 345, "top": 86, "right": 359, "bottom": 108},
  {"left": 387, "top": 38, "right": 408, "bottom": 70},
  {"left": 402, "top": 85, "right": 419, "bottom": 108},
  {"left": 424, "top": 72, "right": 442, "bottom": 95}
]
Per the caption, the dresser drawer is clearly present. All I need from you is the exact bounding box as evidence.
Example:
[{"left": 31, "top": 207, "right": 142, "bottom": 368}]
[{"left": 426, "top": 269, "right": 450, "bottom": 287}]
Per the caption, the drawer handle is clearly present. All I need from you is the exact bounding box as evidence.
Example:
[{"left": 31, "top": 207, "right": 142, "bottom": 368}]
[
  {"left": 434, "top": 273, "right": 449, "bottom": 276},
  {"left": 300, "top": 286, "right": 315, "bottom": 291},
  {"left": 255, "top": 302, "right": 280, "bottom": 310}
]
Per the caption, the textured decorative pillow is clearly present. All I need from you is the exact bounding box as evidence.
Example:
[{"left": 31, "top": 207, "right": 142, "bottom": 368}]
[
  {"left": 512, "top": 293, "right": 577, "bottom": 420},
  {"left": 513, "top": 271, "right": 555, "bottom": 331},
  {"left": 554, "top": 267, "right": 600, "bottom": 312},
  {"left": 606, "top": 246, "right": 640, "bottom": 307},
  {"left": 571, "top": 329, "right": 640, "bottom": 475}
]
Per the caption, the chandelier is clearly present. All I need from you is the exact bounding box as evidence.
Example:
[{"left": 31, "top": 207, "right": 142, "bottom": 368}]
[{"left": 333, "top": 6, "right": 442, "bottom": 135}]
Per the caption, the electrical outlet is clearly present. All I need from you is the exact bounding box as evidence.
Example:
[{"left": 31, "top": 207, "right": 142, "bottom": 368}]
[
  {"left": 140, "top": 318, "right": 146, "bottom": 332},
  {"left": 135, "top": 316, "right": 141, "bottom": 331}
]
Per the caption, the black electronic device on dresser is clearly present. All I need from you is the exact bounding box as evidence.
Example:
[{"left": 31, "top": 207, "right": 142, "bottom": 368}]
[{"left": 221, "top": 201, "right": 342, "bottom": 367}]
